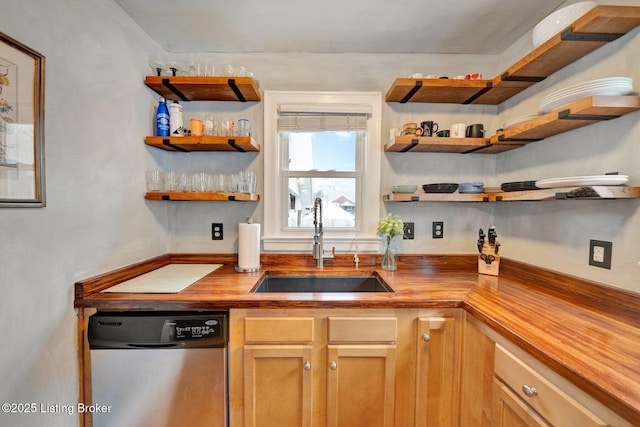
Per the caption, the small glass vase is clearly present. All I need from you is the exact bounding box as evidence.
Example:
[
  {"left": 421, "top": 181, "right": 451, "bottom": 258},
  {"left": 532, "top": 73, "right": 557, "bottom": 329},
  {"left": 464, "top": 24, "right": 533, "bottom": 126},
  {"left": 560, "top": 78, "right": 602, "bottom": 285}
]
[{"left": 381, "top": 236, "right": 398, "bottom": 271}]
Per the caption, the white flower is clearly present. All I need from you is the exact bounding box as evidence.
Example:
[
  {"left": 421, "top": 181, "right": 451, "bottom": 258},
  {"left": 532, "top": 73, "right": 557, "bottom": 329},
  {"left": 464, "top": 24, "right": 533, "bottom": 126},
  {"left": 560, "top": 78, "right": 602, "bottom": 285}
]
[{"left": 377, "top": 213, "right": 404, "bottom": 240}]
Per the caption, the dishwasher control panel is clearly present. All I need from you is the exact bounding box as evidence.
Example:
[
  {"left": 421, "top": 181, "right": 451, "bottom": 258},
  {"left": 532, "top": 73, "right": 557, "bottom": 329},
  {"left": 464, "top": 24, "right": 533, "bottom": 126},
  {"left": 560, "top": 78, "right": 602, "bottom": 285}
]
[{"left": 88, "top": 311, "right": 228, "bottom": 349}]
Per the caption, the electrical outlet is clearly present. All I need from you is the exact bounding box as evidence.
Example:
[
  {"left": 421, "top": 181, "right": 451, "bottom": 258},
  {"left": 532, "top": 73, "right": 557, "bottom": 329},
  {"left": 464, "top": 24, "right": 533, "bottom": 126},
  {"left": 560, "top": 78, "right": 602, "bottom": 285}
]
[
  {"left": 432, "top": 221, "right": 444, "bottom": 239},
  {"left": 589, "top": 240, "right": 612, "bottom": 269},
  {"left": 211, "top": 223, "right": 224, "bottom": 240},
  {"left": 403, "top": 222, "right": 414, "bottom": 240}
]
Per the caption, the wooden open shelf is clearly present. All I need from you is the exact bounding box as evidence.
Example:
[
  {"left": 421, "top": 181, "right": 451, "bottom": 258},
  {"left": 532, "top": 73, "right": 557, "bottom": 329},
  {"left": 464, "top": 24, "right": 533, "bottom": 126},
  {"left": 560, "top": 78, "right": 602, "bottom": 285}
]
[
  {"left": 384, "top": 96, "right": 640, "bottom": 154},
  {"left": 384, "top": 135, "right": 492, "bottom": 154},
  {"left": 145, "top": 136, "right": 260, "bottom": 152},
  {"left": 489, "top": 96, "right": 640, "bottom": 147},
  {"left": 383, "top": 186, "right": 640, "bottom": 202},
  {"left": 145, "top": 76, "right": 261, "bottom": 102},
  {"left": 385, "top": 6, "right": 640, "bottom": 104},
  {"left": 145, "top": 192, "right": 259, "bottom": 201}
]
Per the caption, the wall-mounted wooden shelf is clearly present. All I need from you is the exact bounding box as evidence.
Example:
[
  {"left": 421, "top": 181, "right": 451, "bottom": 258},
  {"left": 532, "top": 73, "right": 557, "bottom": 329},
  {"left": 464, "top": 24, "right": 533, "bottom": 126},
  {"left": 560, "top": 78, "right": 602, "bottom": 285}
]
[
  {"left": 385, "top": 6, "right": 640, "bottom": 104},
  {"left": 384, "top": 96, "right": 640, "bottom": 154},
  {"left": 145, "top": 136, "right": 260, "bottom": 152},
  {"left": 145, "top": 192, "right": 260, "bottom": 201},
  {"left": 144, "top": 76, "right": 261, "bottom": 102},
  {"left": 489, "top": 95, "right": 640, "bottom": 148},
  {"left": 384, "top": 135, "right": 492, "bottom": 154},
  {"left": 383, "top": 186, "right": 640, "bottom": 203}
]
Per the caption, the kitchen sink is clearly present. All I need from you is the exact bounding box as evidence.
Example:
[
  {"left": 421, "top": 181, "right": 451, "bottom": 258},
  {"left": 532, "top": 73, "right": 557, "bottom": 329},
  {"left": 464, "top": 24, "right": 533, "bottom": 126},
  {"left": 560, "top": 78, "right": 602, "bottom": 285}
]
[{"left": 252, "top": 275, "right": 393, "bottom": 293}]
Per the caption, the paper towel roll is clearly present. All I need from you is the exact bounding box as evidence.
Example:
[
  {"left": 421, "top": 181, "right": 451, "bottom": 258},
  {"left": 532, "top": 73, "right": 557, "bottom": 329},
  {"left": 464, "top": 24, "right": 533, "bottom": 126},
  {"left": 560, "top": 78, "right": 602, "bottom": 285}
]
[{"left": 238, "top": 222, "right": 261, "bottom": 270}]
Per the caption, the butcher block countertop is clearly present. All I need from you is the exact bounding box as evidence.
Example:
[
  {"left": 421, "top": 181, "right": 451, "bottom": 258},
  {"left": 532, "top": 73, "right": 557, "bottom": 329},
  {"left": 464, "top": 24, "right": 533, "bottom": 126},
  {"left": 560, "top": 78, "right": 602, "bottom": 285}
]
[{"left": 75, "top": 253, "right": 640, "bottom": 424}]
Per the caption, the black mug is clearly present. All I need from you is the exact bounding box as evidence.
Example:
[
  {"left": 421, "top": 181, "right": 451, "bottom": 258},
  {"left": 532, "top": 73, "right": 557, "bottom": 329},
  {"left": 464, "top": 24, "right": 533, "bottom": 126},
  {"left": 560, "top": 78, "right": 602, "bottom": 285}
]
[
  {"left": 421, "top": 121, "right": 439, "bottom": 137},
  {"left": 436, "top": 130, "right": 450, "bottom": 137},
  {"left": 466, "top": 123, "right": 485, "bottom": 138}
]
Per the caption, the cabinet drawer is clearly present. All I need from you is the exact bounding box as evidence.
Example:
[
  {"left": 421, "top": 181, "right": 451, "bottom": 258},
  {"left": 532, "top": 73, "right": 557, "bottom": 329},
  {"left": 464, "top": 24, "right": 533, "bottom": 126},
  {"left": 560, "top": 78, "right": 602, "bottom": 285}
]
[
  {"left": 328, "top": 317, "right": 397, "bottom": 343},
  {"left": 244, "top": 317, "right": 314, "bottom": 344},
  {"left": 494, "top": 344, "right": 607, "bottom": 427}
]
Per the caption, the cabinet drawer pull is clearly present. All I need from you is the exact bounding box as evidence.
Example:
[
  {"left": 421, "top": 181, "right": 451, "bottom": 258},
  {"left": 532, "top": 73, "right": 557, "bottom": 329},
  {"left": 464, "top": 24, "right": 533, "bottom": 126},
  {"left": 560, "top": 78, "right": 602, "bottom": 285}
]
[
  {"left": 422, "top": 333, "right": 431, "bottom": 342},
  {"left": 522, "top": 384, "right": 538, "bottom": 397},
  {"left": 303, "top": 361, "right": 311, "bottom": 371},
  {"left": 329, "top": 361, "right": 337, "bottom": 370}
]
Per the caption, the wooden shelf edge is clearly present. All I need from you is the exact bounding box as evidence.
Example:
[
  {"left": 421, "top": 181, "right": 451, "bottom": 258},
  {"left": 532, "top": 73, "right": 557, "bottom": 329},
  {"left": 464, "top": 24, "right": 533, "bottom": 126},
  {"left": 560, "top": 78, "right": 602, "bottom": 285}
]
[
  {"left": 144, "top": 75, "right": 261, "bottom": 102},
  {"left": 384, "top": 136, "right": 491, "bottom": 153},
  {"left": 145, "top": 192, "right": 260, "bottom": 201},
  {"left": 383, "top": 186, "right": 640, "bottom": 202},
  {"left": 145, "top": 136, "right": 260, "bottom": 152}
]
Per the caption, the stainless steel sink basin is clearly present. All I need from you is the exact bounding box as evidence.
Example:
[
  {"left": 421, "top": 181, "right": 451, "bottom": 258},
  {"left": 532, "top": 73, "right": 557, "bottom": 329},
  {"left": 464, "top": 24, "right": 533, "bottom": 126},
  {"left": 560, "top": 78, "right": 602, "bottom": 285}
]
[{"left": 252, "top": 275, "right": 393, "bottom": 293}]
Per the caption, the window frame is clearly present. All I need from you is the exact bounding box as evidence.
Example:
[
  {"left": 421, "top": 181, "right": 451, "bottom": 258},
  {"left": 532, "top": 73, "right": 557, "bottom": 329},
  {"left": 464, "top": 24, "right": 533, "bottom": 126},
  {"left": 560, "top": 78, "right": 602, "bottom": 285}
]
[{"left": 263, "top": 91, "right": 382, "bottom": 253}]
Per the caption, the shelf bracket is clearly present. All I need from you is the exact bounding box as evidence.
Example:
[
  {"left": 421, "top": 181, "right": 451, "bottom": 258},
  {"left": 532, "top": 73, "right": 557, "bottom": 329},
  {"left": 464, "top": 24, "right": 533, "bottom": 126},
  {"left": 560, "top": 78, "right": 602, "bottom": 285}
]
[
  {"left": 161, "top": 78, "right": 190, "bottom": 101},
  {"left": 500, "top": 72, "right": 546, "bottom": 83},
  {"left": 411, "top": 196, "right": 420, "bottom": 202},
  {"left": 227, "top": 79, "right": 246, "bottom": 102},
  {"left": 400, "top": 81, "right": 422, "bottom": 103},
  {"left": 228, "top": 195, "right": 236, "bottom": 201},
  {"left": 462, "top": 141, "right": 493, "bottom": 154},
  {"left": 558, "top": 110, "right": 620, "bottom": 121},
  {"left": 399, "top": 139, "right": 420, "bottom": 153},
  {"left": 463, "top": 83, "right": 493, "bottom": 104},
  {"left": 228, "top": 138, "right": 246, "bottom": 152},
  {"left": 497, "top": 135, "right": 544, "bottom": 142},
  {"left": 161, "top": 194, "right": 170, "bottom": 200},
  {"left": 162, "top": 138, "right": 190, "bottom": 152},
  {"left": 560, "top": 28, "right": 623, "bottom": 43}
]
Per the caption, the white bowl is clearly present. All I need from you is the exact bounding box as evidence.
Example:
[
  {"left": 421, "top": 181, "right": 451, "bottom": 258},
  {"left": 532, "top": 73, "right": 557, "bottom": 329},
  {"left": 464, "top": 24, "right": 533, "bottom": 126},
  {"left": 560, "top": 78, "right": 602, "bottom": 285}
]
[{"left": 532, "top": 1, "right": 597, "bottom": 48}]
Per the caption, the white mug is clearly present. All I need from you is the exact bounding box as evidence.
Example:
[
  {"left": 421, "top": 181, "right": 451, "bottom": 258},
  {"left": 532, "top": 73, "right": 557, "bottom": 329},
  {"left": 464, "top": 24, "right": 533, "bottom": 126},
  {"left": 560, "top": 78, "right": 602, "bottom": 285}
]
[
  {"left": 450, "top": 123, "right": 466, "bottom": 138},
  {"left": 389, "top": 127, "right": 401, "bottom": 140}
]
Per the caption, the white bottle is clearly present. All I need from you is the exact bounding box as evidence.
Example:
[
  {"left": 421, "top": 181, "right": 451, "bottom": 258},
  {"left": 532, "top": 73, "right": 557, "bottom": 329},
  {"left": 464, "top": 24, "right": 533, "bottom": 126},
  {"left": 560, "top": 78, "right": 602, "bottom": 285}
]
[{"left": 169, "top": 101, "right": 184, "bottom": 137}]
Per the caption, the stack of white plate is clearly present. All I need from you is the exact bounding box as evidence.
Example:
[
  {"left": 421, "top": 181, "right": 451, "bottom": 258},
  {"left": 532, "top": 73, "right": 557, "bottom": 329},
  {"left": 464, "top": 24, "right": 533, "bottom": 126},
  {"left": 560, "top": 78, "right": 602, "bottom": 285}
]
[
  {"left": 503, "top": 114, "right": 539, "bottom": 130},
  {"left": 535, "top": 175, "right": 629, "bottom": 189},
  {"left": 537, "top": 77, "right": 634, "bottom": 114}
]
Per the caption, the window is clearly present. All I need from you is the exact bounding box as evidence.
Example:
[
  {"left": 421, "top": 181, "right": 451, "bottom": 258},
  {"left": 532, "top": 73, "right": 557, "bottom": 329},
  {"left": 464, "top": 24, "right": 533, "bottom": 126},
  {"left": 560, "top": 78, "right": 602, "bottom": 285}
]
[{"left": 263, "top": 91, "right": 381, "bottom": 253}]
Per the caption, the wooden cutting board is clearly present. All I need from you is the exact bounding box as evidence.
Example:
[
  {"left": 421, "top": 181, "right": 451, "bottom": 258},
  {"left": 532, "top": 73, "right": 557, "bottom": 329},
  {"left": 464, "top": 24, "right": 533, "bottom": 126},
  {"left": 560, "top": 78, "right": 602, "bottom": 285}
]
[{"left": 101, "top": 264, "right": 222, "bottom": 293}]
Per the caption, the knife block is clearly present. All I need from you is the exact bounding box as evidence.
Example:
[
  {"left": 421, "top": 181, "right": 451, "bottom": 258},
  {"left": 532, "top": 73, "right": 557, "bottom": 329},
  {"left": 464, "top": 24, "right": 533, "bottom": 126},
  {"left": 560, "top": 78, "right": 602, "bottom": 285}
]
[{"left": 478, "top": 242, "right": 500, "bottom": 276}]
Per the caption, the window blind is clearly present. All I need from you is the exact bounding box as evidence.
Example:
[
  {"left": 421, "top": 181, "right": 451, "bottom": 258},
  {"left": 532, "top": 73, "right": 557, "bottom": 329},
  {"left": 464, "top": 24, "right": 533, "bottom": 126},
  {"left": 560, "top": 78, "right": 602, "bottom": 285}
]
[{"left": 278, "top": 113, "right": 368, "bottom": 132}]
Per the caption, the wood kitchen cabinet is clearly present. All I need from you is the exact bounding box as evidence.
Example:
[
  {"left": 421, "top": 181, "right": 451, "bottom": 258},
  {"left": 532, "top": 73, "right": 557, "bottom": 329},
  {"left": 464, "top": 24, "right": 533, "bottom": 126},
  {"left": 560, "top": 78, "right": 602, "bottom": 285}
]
[
  {"left": 461, "top": 314, "right": 634, "bottom": 427},
  {"left": 414, "top": 315, "right": 461, "bottom": 427},
  {"left": 229, "top": 308, "right": 461, "bottom": 427}
]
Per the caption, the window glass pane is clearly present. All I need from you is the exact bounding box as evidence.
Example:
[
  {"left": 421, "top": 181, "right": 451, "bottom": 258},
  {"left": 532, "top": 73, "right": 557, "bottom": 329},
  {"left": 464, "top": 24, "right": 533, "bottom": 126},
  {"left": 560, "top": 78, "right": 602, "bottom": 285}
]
[
  {"left": 287, "top": 177, "right": 356, "bottom": 228},
  {"left": 285, "top": 131, "right": 357, "bottom": 172}
]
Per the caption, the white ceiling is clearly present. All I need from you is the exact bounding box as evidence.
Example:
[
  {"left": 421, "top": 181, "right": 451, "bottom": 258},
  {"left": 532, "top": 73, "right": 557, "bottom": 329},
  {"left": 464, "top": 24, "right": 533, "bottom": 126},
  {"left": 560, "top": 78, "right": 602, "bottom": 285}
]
[{"left": 115, "top": 0, "right": 568, "bottom": 54}]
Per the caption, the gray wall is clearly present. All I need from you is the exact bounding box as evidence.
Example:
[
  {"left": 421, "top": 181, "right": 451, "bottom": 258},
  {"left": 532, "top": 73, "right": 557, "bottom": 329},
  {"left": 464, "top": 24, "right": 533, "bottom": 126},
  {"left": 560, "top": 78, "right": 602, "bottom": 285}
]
[
  {"left": 0, "top": 1, "right": 165, "bottom": 426},
  {"left": 0, "top": 1, "right": 638, "bottom": 426}
]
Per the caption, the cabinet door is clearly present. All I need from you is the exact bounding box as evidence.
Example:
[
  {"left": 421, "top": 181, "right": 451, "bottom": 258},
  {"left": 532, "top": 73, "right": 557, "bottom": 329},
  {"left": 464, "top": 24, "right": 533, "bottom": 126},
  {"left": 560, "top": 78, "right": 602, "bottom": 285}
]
[
  {"left": 414, "top": 316, "right": 458, "bottom": 427},
  {"left": 243, "top": 345, "right": 313, "bottom": 427},
  {"left": 492, "top": 378, "right": 550, "bottom": 427},
  {"left": 326, "top": 344, "right": 396, "bottom": 427}
]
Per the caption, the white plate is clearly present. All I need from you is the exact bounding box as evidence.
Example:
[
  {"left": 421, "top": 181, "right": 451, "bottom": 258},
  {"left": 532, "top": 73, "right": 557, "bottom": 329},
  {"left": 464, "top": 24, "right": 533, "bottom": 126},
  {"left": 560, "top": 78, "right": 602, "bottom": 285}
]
[
  {"left": 538, "top": 78, "right": 633, "bottom": 104},
  {"left": 535, "top": 175, "right": 629, "bottom": 188},
  {"left": 503, "top": 114, "right": 538, "bottom": 129},
  {"left": 537, "top": 77, "right": 633, "bottom": 114},
  {"left": 532, "top": 2, "right": 597, "bottom": 48}
]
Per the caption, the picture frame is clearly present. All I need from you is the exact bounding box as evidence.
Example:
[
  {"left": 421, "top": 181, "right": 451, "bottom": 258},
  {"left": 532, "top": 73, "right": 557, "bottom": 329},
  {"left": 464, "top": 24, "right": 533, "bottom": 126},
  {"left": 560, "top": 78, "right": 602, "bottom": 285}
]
[{"left": 0, "top": 32, "right": 45, "bottom": 207}]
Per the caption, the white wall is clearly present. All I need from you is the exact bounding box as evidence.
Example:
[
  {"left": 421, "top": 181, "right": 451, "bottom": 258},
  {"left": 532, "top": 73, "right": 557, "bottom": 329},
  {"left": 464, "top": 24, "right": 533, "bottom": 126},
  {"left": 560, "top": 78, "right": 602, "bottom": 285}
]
[{"left": 0, "top": 1, "right": 165, "bottom": 426}]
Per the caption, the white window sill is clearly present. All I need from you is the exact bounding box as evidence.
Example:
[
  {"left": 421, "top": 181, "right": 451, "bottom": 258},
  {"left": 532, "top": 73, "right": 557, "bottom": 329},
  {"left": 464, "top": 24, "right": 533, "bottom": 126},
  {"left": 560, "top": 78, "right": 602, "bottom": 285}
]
[{"left": 262, "top": 236, "right": 380, "bottom": 253}]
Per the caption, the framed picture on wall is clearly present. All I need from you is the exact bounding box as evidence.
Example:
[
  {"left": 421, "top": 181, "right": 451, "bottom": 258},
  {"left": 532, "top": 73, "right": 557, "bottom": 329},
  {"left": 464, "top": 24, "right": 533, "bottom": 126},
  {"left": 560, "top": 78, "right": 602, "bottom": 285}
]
[{"left": 0, "top": 32, "right": 45, "bottom": 207}]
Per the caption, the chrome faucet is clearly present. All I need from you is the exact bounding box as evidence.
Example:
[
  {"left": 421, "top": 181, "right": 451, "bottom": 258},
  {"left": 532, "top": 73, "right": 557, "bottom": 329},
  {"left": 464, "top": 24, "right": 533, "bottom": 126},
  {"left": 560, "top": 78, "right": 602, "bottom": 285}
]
[{"left": 312, "top": 197, "right": 335, "bottom": 268}]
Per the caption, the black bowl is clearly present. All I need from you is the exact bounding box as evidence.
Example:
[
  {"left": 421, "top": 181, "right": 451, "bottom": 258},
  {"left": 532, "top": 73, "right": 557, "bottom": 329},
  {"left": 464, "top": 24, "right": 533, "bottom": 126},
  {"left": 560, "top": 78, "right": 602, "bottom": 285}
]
[{"left": 422, "top": 183, "right": 459, "bottom": 193}]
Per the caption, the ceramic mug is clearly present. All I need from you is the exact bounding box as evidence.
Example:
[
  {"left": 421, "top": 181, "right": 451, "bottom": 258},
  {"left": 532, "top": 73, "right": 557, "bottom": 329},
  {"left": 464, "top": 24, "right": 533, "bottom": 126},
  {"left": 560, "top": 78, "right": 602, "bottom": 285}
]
[
  {"left": 420, "top": 121, "right": 439, "bottom": 137},
  {"left": 466, "top": 123, "right": 485, "bottom": 138},
  {"left": 402, "top": 122, "right": 423, "bottom": 136},
  {"left": 450, "top": 123, "right": 466, "bottom": 138}
]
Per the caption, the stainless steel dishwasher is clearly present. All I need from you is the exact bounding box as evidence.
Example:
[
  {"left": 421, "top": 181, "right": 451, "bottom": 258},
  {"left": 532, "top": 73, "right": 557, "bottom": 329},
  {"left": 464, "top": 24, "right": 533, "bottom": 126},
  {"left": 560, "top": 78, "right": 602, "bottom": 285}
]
[{"left": 88, "top": 311, "right": 228, "bottom": 427}]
